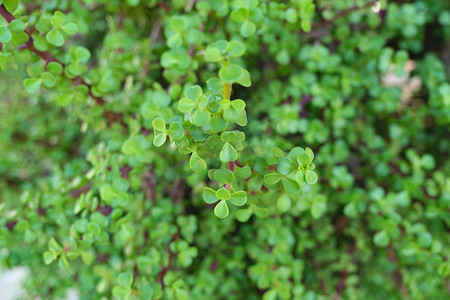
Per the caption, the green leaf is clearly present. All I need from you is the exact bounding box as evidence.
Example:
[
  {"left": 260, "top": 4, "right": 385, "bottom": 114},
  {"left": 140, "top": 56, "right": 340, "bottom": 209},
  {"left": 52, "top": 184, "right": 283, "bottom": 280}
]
[
  {"left": 36, "top": 18, "right": 52, "bottom": 33},
  {"left": 285, "top": 8, "right": 298, "bottom": 23},
  {"left": 272, "top": 147, "right": 285, "bottom": 158},
  {"left": 216, "top": 187, "right": 231, "bottom": 200},
  {"left": 235, "top": 166, "right": 252, "bottom": 179},
  {"left": 87, "top": 223, "right": 101, "bottom": 235},
  {"left": 178, "top": 98, "right": 196, "bottom": 113},
  {"left": 205, "top": 47, "right": 223, "bottom": 62},
  {"left": 277, "top": 193, "right": 291, "bottom": 212},
  {"left": 301, "top": 18, "right": 312, "bottom": 33},
  {"left": 112, "top": 286, "right": 131, "bottom": 297},
  {"left": 220, "top": 131, "right": 236, "bottom": 143},
  {"left": 190, "top": 152, "right": 206, "bottom": 172},
  {"left": 126, "top": 0, "right": 140, "bottom": 7},
  {"left": 230, "top": 191, "right": 247, "bottom": 206},
  {"left": 170, "top": 16, "right": 186, "bottom": 32},
  {"left": 207, "top": 77, "right": 222, "bottom": 93},
  {"left": 9, "top": 19, "right": 25, "bottom": 33},
  {"left": 43, "top": 251, "right": 57, "bottom": 265},
  {"left": 295, "top": 170, "right": 306, "bottom": 184},
  {"left": 62, "top": 22, "right": 78, "bottom": 35},
  {"left": 3, "top": 0, "right": 18, "bottom": 13},
  {"left": 74, "top": 219, "right": 88, "bottom": 233},
  {"left": 214, "top": 200, "right": 229, "bottom": 219},
  {"left": 210, "top": 116, "right": 227, "bottom": 132},
  {"left": 100, "top": 185, "right": 117, "bottom": 201},
  {"left": 373, "top": 230, "right": 390, "bottom": 247},
  {"left": 74, "top": 46, "right": 90, "bottom": 62},
  {"left": 153, "top": 132, "right": 167, "bottom": 147},
  {"left": 41, "top": 72, "right": 56, "bottom": 88},
  {"left": 46, "top": 29, "right": 64, "bottom": 46},
  {"left": 263, "top": 289, "right": 277, "bottom": 300},
  {"left": 81, "top": 252, "right": 93, "bottom": 265},
  {"left": 193, "top": 109, "right": 211, "bottom": 127},
  {"left": 235, "top": 208, "right": 252, "bottom": 222},
  {"left": 58, "top": 255, "right": 70, "bottom": 269},
  {"left": 47, "top": 61, "right": 63, "bottom": 74},
  {"left": 185, "top": 85, "right": 202, "bottom": 100},
  {"left": 214, "top": 169, "right": 234, "bottom": 184},
  {"left": 152, "top": 117, "right": 166, "bottom": 132},
  {"left": 118, "top": 272, "right": 133, "bottom": 287},
  {"left": 240, "top": 20, "right": 256, "bottom": 37},
  {"left": 235, "top": 109, "right": 248, "bottom": 126},
  {"left": 23, "top": 78, "right": 42, "bottom": 93},
  {"left": 236, "top": 67, "right": 251, "bottom": 87},
  {"left": 220, "top": 142, "right": 238, "bottom": 162},
  {"left": 219, "top": 64, "right": 243, "bottom": 83},
  {"left": 196, "top": 95, "right": 209, "bottom": 109},
  {"left": 231, "top": 99, "right": 246, "bottom": 111},
  {"left": 210, "top": 97, "right": 226, "bottom": 111},
  {"left": 297, "top": 153, "right": 311, "bottom": 168},
  {"left": 263, "top": 173, "right": 282, "bottom": 185},
  {"left": 231, "top": 7, "right": 248, "bottom": 22},
  {"left": 278, "top": 157, "right": 294, "bottom": 175},
  {"left": 306, "top": 170, "right": 318, "bottom": 185},
  {"left": 282, "top": 177, "right": 300, "bottom": 195},
  {"left": 311, "top": 195, "right": 327, "bottom": 219},
  {"left": 51, "top": 12, "right": 65, "bottom": 28},
  {"left": 305, "top": 147, "right": 314, "bottom": 161},
  {"left": 170, "top": 121, "right": 184, "bottom": 140},
  {"left": 49, "top": 237, "right": 63, "bottom": 253},
  {"left": 175, "top": 288, "right": 189, "bottom": 300},
  {"left": 227, "top": 40, "right": 246, "bottom": 57},
  {"left": 0, "top": 25, "right": 12, "bottom": 43},
  {"left": 203, "top": 187, "right": 218, "bottom": 204}
]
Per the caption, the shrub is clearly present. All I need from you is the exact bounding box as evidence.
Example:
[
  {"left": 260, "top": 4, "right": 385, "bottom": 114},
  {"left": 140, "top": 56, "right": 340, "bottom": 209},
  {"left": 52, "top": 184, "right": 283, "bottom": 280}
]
[{"left": 0, "top": 0, "right": 449, "bottom": 299}]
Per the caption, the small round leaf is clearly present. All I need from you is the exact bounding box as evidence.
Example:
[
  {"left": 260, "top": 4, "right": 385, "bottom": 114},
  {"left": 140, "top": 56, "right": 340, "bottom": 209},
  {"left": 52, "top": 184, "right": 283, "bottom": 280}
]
[{"left": 214, "top": 200, "right": 229, "bottom": 219}]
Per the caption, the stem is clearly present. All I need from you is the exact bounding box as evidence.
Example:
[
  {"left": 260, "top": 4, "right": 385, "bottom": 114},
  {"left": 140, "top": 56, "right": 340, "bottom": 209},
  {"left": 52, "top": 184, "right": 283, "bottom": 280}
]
[
  {"left": 221, "top": 60, "right": 232, "bottom": 100},
  {"left": 224, "top": 161, "right": 235, "bottom": 190},
  {"left": 223, "top": 83, "right": 232, "bottom": 100}
]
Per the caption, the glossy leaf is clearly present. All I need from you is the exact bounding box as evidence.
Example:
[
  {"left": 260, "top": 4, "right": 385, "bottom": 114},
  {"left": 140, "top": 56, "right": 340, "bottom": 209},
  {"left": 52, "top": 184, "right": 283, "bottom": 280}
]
[
  {"left": 214, "top": 200, "right": 229, "bottom": 219},
  {"left": 220, "top": 142, "right": 238, "bottom": 162}
]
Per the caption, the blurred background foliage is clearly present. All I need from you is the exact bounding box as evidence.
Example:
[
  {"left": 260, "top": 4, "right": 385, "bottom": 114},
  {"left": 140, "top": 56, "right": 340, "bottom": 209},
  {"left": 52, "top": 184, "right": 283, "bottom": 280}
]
[{"left": 0, "top": 0, "right": 449, "bottom": 299}]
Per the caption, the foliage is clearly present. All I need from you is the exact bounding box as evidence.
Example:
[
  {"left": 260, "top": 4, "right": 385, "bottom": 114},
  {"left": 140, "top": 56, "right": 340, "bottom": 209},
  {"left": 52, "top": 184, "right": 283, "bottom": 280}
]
[{"left": 0, "top": 0, "right": 449, "bottom": 299}]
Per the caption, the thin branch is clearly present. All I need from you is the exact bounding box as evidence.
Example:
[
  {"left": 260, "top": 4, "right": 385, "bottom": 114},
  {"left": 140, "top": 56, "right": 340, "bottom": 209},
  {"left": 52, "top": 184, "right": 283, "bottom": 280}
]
[
  {"left": 142, "top": 165, "right": 156, "bottom": 204},
  {"left": 149, "top": 16, "right": 163, "bottom": 48},
  {"left": 157, "top": 230, "right": 181, "bottom": 287},
  {"left": 333, "top": 242, "right": 356, "bottom": 300},
  {"left": 387, "top": 245, "right": 410, "bottom": 298}
]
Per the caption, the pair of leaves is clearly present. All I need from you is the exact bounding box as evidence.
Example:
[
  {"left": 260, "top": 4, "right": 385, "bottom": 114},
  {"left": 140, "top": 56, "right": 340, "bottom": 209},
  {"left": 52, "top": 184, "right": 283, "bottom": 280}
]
[
  {"left": 205, "top": 40, "right": 246, "bottom": 62},
  {"left": 263, "top": 173, "right": 302, "bottom": 195},
  {"left": 112, "top": 272, "right": 133, "bottom": 297},
  {"left": 152, "top": 118, "right": 185, "bottom": 146},
  {"left": 204, "top": 187, "right": 247, "bottom": 218}
]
